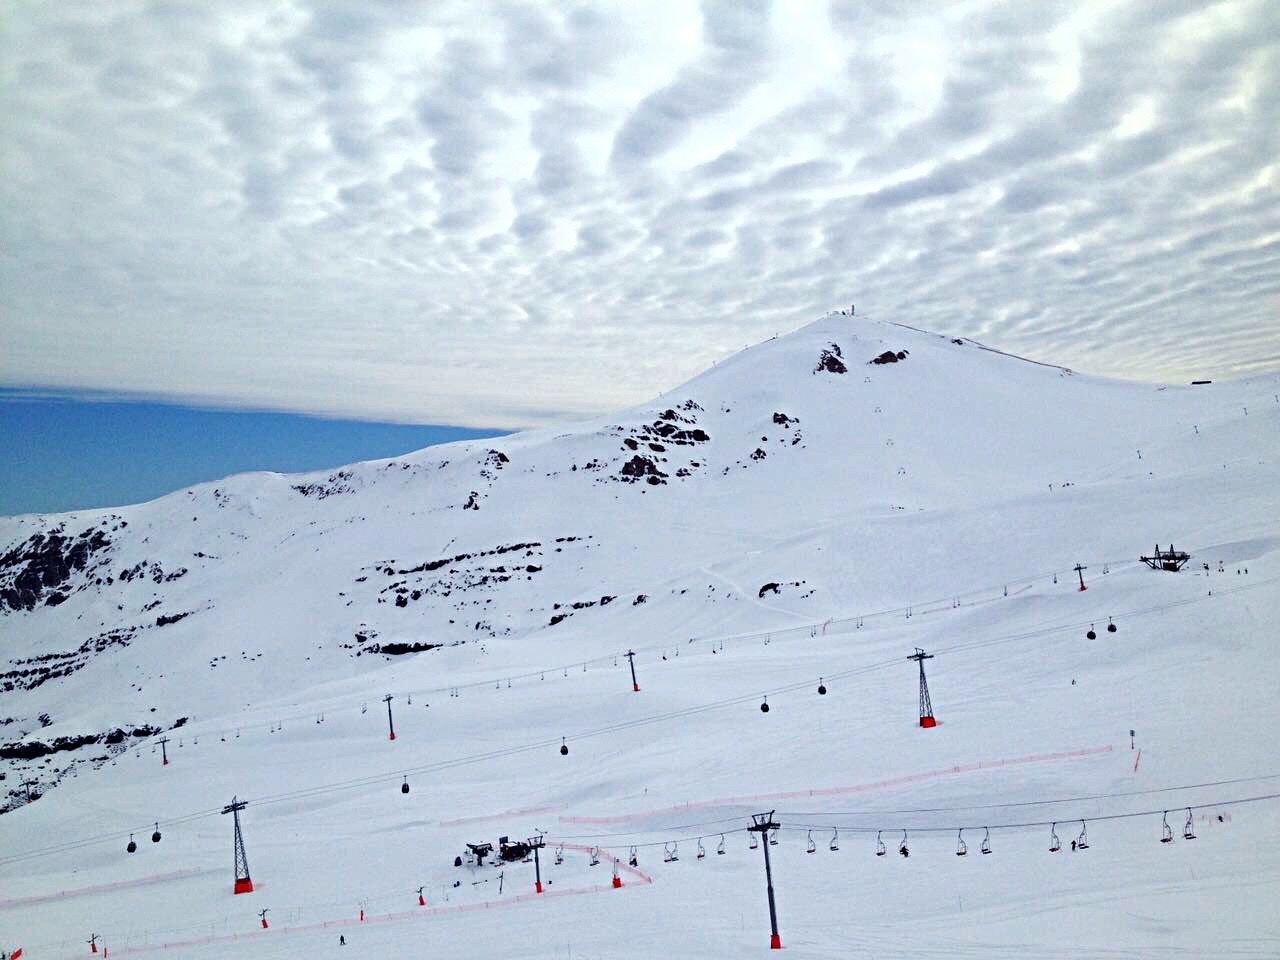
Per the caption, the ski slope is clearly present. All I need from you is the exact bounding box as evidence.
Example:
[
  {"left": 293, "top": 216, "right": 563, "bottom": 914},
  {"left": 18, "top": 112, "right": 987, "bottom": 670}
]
[{"left": 2, "top": 315, "right": 1280, "bottom": 958}]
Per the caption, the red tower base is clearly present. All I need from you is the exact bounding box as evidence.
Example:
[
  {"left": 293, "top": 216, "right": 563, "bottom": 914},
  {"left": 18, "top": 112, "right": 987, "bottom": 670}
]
[
  {"left": 919, "top": 715, "right": 937, "bottom": 728},
  {"left": 419, "top": 894, "right": 426, "bottom": 906},
  {"left": 535, "top": 881, "right": 544, "bottom": 894},
  {"left": 260, "top": 917, "right": 269, "bottom": 929},
  {"left": 389, "top": 731, "right": 396, "bottom": 741},
  {"left": 233, "top": 877, "right": 254, "bottom": 895},
  {"left": 770, "top": 934, "right": 782, "bottom": 949},
  {"left": 1078, "top": 585, "right": 1087, "bottom": 592},
  {"left": 633, "top": 683, "right": 640, "bottom": 692},
  {"left": 612, "top": 875, "right": 622, "bottom": 889}
]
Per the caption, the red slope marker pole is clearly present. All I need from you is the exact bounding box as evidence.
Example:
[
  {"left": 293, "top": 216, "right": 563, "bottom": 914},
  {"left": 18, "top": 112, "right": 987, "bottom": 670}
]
[{"left": 384, "top": 694, "right": 396, "bottom": 741}]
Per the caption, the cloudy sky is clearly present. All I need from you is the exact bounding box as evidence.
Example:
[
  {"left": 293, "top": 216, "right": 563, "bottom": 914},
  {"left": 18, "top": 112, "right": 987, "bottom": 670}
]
[{"left": 2, "top": 0, "right": 1278, "bottom": 429}]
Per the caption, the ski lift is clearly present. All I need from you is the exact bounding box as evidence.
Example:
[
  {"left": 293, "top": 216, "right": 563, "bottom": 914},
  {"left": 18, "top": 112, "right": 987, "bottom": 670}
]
[
  {"left": 664, "top": 842, "right": 679, "bottom": 863},
  {"left": 768, "top": 828, "right": 778, "bottom": 846},
  {"left": 717, "top": 834, "right": 726, "bottom": 856},
  {"left": 126, "top": 834, "right": 137, "bottom": 854},
  {"left": 697, "top": 838, "right": 706, "bottom": 860},
  {"left": 589, "top": 846, "right": 601, "bottom": 866},
  {"left": 1077, "top": 821, "right": 1089, "bottom": 849},
  {"left": 980, "top": 827, "right": 991, "bottom": 855},
  {"left": 898, "top": 831, "right": 909, "bottom": 858},
  {"left": 760, "top": 696, "right": 770, "bottom": 713},
  {"left": 750, "top": 831, "right": 759, "bottom": 850},
  {"left": 1049, "top": 822, "right": 1061, "bottom": 852},
  {"left": 1183, "top": 808, "right": 1196, "bottom": 840},
  {"left": 1106, "top": 617, "right": 1117, "bottom": 633},
  {"left": 1160, "top": 811, "right": 1174, "bottom": 843},
  {"left": 151, "top": 822, "right": 161, "bottom": 843},
  {"left": 829, "top": 829, "right": 839, "bottom": 852},
  {"left": 629, "top": 846, "right": 638, "bottom": 867},
  {"left": 875, "top": 831, "right": 886, "bottom": 857},
  {"left": 560, "top": 737, "right": 569, "bottom": 756},
  {"left": 1086, "top": 624, "right": 1097, "bottom": 640},
  {"left": 806, "top": 831, "right": 816, "bottom": 854},
  {"left": 401, "top": 777, "right": 410, "bottom": 795},
  {"left": 955, "top": 829, "right": 967, "bottom": 857},
  {"left": 817, "top": 678, "right": 827, "bottom": 696},
  {"left": 554, "top": 844, "right": 564, "bottom": 865}
]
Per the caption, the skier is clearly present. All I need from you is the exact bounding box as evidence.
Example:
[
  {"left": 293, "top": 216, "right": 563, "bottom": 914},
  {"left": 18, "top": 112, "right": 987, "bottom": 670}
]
[
  {"left": 1071, "top": 839, "right": 1077, "bottom": 852},
  {"left": 339, "top": 934, "right": 345, "bottom": 945}
]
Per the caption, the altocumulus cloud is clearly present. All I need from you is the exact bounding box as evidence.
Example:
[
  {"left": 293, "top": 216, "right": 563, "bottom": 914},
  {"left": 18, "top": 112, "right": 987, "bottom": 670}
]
[{"left": 1, "top": 0, "right": 1277, "bottom": 428}]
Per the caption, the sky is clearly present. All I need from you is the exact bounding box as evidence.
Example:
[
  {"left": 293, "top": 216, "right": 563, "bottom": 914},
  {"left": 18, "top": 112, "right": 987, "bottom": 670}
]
[
  {"left": 0, "top": 388, "right": 505, "bottom": 515},
  {"left": 1, "top": 0, "right": 1278, "bottom": 433}
]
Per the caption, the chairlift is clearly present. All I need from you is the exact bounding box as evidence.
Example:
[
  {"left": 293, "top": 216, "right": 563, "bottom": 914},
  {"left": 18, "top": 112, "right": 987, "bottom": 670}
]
[
  {"left": 560, "top": 737, "right": 569, "bottom": 756},
  {"left": 980, "top": 827, "right": 991, "bottom": 855},
  {"left": 554, "top": 844, "right": 564, "bottom": 865},
  {"left": 898, "top": 831, "right": 909, "bottom": 858},
  {"left": 590, "top": 846, "right": 601, "bottom": 866},
  {"left": 629, "top": 846, "right": 638, "bottom": 867},
  {"left": 1106, "top": 617, "right": 1117, "bottom": 633},
  {"left": 1086, "top": 624, "right": 1097, "bottom": 640},
  {"left": 717, "top": 834, "right": 726, "bottom": 855},
  {"left": 1183, "top": 808, "right": 1196, "bottom": 840},
  {"left": 1076, "top": 821, "right": 1089, "bottom": 849},
  {"left": 697, "top": 838, "right": 706, "bottom": 860},
  {"left": 829, "top": 829, "right": 840, "bottom": 852},
  {"left": 126, "top": 834, "right": 137, "bottom": 854},
  {"left": 151, "top": 822, "right": 161, "bottom": 843},
  {"left": 875, "top": 831, "right": 886, "bottom": 857},
  {"left": 1049, "top": 822, "right": 1061, "bottom": 852},
  {"left": 401, "top": 776, "right": 410, "bottom": 795},
  {"left": 1160, "top": 811, "right": 1174, "bottom": 843},
  {"left": 664, "top": 842, "right": 679, "bottom": 863},
  {"left": 760, "top": 696, "right": 770, "bottom": 713},
  {"left": 956, "top": 829, "right": 967, "bottom": 857},
  {"left": 750, "top": 831, "right": 759, "bottom": 850},
  {"left": 817, "top": 678, "right": 827, "bottom": 696},
  {"left": 768, "top": 828, "right": 778, "bottom": 846},
  {"left": 806, "top": 830, "right": 816, "bottom": 854}
]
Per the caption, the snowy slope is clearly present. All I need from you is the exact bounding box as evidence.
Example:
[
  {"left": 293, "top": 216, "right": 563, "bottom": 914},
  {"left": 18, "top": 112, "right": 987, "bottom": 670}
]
[{"left": 2, "top": 314, "right": 1279, "bottom": 958}]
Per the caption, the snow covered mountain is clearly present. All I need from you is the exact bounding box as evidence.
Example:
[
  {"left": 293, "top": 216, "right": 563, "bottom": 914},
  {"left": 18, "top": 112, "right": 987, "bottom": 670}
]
[{"left": 3, "top": 315, "right": 1279, "bottom": 958}]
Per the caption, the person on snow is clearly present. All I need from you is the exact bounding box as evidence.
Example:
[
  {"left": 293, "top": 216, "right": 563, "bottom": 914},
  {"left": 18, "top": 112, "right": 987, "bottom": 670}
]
[{"left": 339, "top": 934, "right": 345, "bottom": 945}]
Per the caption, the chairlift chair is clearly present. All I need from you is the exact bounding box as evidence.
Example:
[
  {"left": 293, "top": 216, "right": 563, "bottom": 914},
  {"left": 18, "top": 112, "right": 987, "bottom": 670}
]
[
  {"left": 554, "top": 844, "right": 564, "bottom": 865},
  {"left": 1160, "top": 812, "right": 1174, "bottom": 844},
  {"left": 829, "top": 829, "right": 839, "bottom": 852},
  {"left": 876, "top": 831, "right": 887, "bottom": 857},
  {"left": 768, "top": 828, "right": 778, "bottom": 846},
  {"left": 1049, "top": 822, "right": 1061, "bottom": 852},
  {"left": 750, "top": 831, "right": 759, "bottom": 850},
  {"left": 697, "top": 838, "right": 706, "bottom": 860},
  {"left": 716, "top": 834, "right": 726, "bottom": 855},
  {"left": 980, "top": 827, "right": 991, "bottom": 855},
  {"left": 1183, "top": 809, "right": 1196, "bottom": 840},
  {"left": 956, "top": 829, "right": 967, "bottom": 857},
  {"left": 806, "top": 830, "right": 817, "bottom": 854},
  {"left": 898, "top": 831, "right": 909, "bottom": 858},
  {"left": 629, "top": 846, "right": 638, "bottom": 867},
  {"left": 1077, "top": 821, "right": 1089, "bottom": 849},
  {"left": 590, "top": 846, "right": 601, "bottom": 866}
]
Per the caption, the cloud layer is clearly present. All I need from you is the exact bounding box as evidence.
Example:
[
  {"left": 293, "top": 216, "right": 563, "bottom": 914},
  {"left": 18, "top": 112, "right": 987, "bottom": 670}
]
[{"left": 2, "top": 0, "right": 1278, "bottom": 427}]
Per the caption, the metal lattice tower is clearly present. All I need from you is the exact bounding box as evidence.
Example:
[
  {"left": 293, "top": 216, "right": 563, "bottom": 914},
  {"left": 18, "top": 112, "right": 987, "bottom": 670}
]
[
  {"left": 908, "top": 648, "right": 936, "bottom": 727},
  {"left": 220, "top": 796, "right": 254, "bottom": 894}
]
